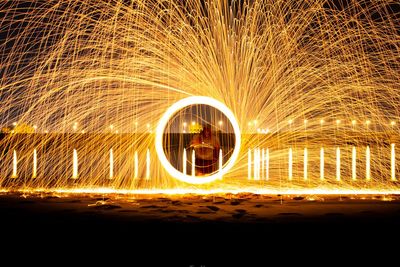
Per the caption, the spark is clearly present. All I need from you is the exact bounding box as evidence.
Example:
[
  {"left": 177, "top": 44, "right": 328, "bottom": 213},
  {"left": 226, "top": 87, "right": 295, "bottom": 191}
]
[{"left": 0, "top": 0, "right": 399, "bottom": 193}]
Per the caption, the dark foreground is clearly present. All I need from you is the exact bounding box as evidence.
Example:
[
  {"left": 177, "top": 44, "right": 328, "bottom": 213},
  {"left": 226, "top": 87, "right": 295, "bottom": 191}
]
[{"left": 1, "top": 192, "right": 400, "bottom": 264}]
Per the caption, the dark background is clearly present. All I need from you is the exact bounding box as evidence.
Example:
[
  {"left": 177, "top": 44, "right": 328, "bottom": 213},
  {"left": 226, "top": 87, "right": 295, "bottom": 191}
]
[{"left": 1, "top": 193, "right": 400, "bottom": 265}]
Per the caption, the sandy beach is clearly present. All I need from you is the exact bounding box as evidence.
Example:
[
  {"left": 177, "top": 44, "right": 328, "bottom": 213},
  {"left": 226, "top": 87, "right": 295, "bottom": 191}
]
[{"left": 1, "top": 191, "right": 399, "bottom": 263}]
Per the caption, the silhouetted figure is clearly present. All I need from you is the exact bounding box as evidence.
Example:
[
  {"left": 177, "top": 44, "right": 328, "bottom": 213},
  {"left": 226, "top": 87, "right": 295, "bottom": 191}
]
[{"left": 190, "top": 125, "right": 220, "bottom": 175}]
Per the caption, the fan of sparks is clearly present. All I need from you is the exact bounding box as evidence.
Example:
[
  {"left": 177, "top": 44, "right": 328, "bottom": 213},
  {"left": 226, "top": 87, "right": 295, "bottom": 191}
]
[{"left": 0, "top": 0, "right": 399, "bottom": 194}]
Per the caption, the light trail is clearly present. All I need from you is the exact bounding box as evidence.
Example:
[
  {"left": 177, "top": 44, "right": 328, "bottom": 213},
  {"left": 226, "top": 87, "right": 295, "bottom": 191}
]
[{"left": 0, "top": 0, "right": 398, "bottom": 193}]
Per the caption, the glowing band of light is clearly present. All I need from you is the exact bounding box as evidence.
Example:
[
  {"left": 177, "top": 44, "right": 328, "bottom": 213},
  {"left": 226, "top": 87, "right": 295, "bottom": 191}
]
[
  {"left": 219, "top": 149, "right": 223, "bottom": 180},
  {"left": 253, "top": 148, "right": 257, "bottom": 180},
  {"left": 336, "top": 147, "right": 340, "bottom": 181},
  {"left": 258, "top": 148, "right": 261, "bottom": 179},
  {"left": 146, "top": 149, "right": 150, "bottom": 180},
  {"left": 248, "top": 149, "right": 251, "bottom": 180},
  {"left": 352, "top": 146, "right": 356, "bottom": 180},
  {"left": 366, "top": 146, "right": 370, "bottom": 180},
  {"left": 191, "top": 150, "right": 195, "bottom": 177},
  {"left": 261, "top": 148, "right": 265, "bottom": 180},
  {"left": 254, "top": 148, "right": 259, "bottom": 180},
  {"left": 304, "top": 148, "right": 308, "bottom": 180},
  {"left": 12, "top": 150, "right": 17, "bottom": 178},
  {"left": 320, "top": 147, "right": 324, "bottom": 180},
  {"left": 109, "top": 149, "right": 114, "bottom": 179},
  {"left": 288, "top": 148, "right": 293, "bottom": 181},
  {"left": 155, "top": 96, "right": 241, "bottom": 184},
  {"left": 258, "top": 148, "right": 261, "bottom": 180},
  {"left": 265, "top": 148, "right": 269, "bottom": 181},
  {"left": 134, "top": 151, "right": 138, "bottom": 179},
  {"left": 72, "top": 149, "right": 78, "bottom": 179},
  {"left": 183, "top": 149, "right": 187, "bottom": 175},
  {"left": 33, "top": 149, "right": 37, "bottom": 178},
  {"left": 391, "top": 144, "right": 396, "bottom": 181}
]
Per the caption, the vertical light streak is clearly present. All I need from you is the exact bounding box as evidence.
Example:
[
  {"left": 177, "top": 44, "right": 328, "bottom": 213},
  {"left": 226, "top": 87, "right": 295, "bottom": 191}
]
[
  {"left": 304, "top": 148, "right": 308, "bottom": 180},
  {"left": 366, "top": 146, "right": 370, "bottom": 180},
  {"left": 146, "top": 148, "right": 150, "bottom": 180},
  {"left": 258, "top": 148, "right": 261, "bottom": 180},
  {"left": 109, "top": 148, "right": 114, "bottom": 179},
  {"left": 219, "top": 149, "right": 223, "bottom": 179},
  {"left": 336, "top": 147, "right": 340, "bottom": 181},
  {"left": 253, "top": 148, "right": 257, "bottom": 180},
  {"left": 391, "top": 144, "right": 396, "bottom": 181},
  {"left": 32, "top": 149, "right": 37, "bottom": 178},
  {"left": 320, "top": 147, "right": 324, "bottom": 180},
  {"left": 261, "top": 148, "right": 265, "bottom": 180},
  {"left": 352, "top": 146, "right": 357, "bottom": 180},
  {"left": 265, "top": 148, "right": 269, "bottom": 181},
  {"left": 72, "top": 149, "right": 78, "bottom": 179},
  {"left": 248, "top": 149, "right": 251, "bottom": 180},
  {"left": 288, "top": 148, "right": 293, "bottom": 181},
  {"left": 192, "top": 149, "right": 195, "bottom": 177},
  {"left": 12, "top": 150, "right": 17, "bottom": 178},
  {"left": 183, "top": 148, "right": 187, "bottom": 175},
  {"left": 134, "top": 151, "right": 138, "bottom": 179},
  {"left": 253, "top": 148, "right": 258, "bottom": 180}
]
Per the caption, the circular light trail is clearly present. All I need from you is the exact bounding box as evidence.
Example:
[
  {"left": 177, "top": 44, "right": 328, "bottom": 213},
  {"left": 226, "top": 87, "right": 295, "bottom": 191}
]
[{"left": 155, "top": 96, "right": 241, "bottom": 184}]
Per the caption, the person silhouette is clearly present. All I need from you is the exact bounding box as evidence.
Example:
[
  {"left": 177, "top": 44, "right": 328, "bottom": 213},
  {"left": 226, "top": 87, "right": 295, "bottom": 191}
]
[{"left": 189, "top": 124, "right": 220, "bottom": 175}]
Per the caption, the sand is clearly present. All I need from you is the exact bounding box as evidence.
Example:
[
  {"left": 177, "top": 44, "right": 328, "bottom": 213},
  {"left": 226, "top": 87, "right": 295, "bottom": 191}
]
[
  {"left": 1, "top": 192, "right": 399, "bottom": 262},
  {"left": 1, "top": 192, "right": 400, "bottom": 224}
]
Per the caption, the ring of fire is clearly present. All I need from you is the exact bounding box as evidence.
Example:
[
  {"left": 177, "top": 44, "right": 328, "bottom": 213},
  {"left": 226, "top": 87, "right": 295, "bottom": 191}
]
[{"left": 155, "top": 96, "right": 241, "bottom": 184}]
